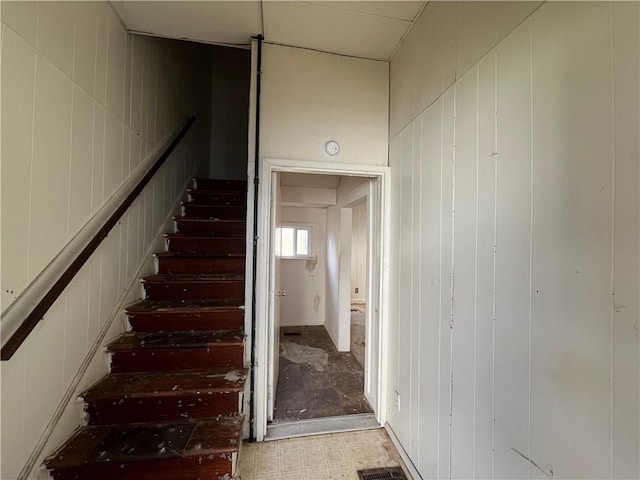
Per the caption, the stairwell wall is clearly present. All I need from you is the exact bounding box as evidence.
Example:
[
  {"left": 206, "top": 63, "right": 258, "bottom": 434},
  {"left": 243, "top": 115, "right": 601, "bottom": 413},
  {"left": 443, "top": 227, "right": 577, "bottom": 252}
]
[
  {"left": 1, "top": 2, "right": 212, "bottom": 478},
  {"left": 387, "top": 2, "right": 639, "bottom": 479}
]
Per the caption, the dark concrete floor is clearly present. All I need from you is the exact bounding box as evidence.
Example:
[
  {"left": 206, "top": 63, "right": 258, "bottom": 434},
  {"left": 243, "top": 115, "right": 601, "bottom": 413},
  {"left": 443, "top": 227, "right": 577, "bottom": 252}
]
[{"left": 272, "top": 325, "right": 372, "bottom": 423}]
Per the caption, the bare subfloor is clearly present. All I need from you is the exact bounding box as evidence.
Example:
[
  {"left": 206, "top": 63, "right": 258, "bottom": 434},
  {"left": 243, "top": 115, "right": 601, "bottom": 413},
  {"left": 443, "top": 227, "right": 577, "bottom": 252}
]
[{"left": 273, "top": 325, "right": 372, "bottom": 423}]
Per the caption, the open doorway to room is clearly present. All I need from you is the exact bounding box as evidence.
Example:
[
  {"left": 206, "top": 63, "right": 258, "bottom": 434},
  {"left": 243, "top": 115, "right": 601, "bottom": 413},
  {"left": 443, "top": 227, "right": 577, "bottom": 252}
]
[{"left": 256, "top": 166, "right": 387, "bottom": 440}]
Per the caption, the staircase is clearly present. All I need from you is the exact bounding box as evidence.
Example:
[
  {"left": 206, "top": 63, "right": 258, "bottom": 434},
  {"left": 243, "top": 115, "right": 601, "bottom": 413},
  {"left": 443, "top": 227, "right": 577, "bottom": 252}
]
[{"left": 45, "top": 179, "right": 248, "bottom": 480}]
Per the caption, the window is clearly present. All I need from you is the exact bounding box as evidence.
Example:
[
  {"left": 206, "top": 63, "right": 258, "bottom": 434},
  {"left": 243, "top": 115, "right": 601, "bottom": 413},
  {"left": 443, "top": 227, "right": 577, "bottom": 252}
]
[{"left": 277, "top": 225, "right": 311, "bottom": 258}]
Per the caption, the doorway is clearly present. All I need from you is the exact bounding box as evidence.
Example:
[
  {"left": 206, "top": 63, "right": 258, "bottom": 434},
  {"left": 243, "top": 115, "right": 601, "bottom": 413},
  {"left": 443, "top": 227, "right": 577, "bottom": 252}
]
[{"left": 253, "top": 159, "right": 389, "bottom": 441}]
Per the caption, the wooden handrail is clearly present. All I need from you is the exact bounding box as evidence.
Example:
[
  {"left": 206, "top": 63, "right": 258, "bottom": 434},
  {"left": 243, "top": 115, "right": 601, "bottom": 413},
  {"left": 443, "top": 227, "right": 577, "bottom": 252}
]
[{"left": 0, "top": 116, "right": 196, "bottom": 361}]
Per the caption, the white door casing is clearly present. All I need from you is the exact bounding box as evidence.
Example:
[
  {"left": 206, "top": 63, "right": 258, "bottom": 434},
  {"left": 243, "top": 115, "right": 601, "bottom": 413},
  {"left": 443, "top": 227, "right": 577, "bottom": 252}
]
[{"left": 254, "top": 158, "right": 390, "bottom": 442}]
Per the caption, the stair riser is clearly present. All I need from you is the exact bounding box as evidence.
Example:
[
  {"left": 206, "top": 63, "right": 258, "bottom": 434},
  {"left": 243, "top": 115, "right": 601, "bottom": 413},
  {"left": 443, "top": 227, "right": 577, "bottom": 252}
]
[
  {"left": 194, "top": 179, "right": 247, "bottom": 191},
  {"left": 188, "top": 192, "right": 246, "bottom": 205},
  {"left": 166, "top": 237, "right": 246, "bottom": 254},
  {"left": 143, "top": 281, "right": 244, "bottom": 301},
  {"left": 49, "top": 455, "right": 234, "bottom": 480},
  {"left": 109, "top": 347, "right": 244, "bottom": 372},
  {"left": 85, "top": 393, "right": 242, "bottom": 425},
  {"left": 175, "top": 220, "right": 245, "bottom": 237},
  {"left": 127, "top": 311, "right": 244, "bottom": 332},
  {"left": 156, "top": 257, "right": 245, "bottom": 275},
  {"left": 183, "top": 204, "right": 245, "bottom": 219}
]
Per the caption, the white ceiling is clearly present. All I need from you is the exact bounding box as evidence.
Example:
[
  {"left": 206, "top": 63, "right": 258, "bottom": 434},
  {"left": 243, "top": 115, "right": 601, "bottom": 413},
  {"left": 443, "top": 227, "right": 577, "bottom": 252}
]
[{"left": 111, "top": 1, "right": 426, "bottom": 61}]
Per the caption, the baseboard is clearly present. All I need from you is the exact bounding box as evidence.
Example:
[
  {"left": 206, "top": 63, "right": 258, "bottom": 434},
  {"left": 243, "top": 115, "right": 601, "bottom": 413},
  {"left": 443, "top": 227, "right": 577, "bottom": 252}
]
[
  {"left": 384, "top": 423, "right": 422, "bottom": 480},
  {"left": 20, "top": 172, "right": 196, "bottom": 480}
]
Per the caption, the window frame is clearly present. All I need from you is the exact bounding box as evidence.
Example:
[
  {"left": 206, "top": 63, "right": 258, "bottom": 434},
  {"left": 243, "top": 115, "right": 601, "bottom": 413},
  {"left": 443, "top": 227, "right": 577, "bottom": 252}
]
[{"left": 276, "top": 223, "right": 313, "bottom": 259}]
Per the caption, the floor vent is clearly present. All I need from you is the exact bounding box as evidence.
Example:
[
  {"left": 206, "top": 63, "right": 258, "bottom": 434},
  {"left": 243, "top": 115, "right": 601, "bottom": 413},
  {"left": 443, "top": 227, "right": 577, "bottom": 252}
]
[
  {"left": 357, "top": 466, "right": 408, "bottom": 480},
  {"left": 283, "top": 331, "right": 301, "bottom": 336}
]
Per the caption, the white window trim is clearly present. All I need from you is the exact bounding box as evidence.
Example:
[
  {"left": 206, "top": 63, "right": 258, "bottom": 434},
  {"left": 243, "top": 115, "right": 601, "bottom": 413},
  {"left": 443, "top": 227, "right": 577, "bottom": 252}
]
[{"left": 277, "top": 223, "right": 314, "bottom": 259}]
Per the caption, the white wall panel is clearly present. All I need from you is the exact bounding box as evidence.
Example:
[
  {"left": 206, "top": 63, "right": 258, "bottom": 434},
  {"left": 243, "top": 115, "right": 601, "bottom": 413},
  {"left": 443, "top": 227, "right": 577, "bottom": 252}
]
[
  {"left": 1, "top": 3, "right": 213, "bottom": 477},
  {"left": 1, "top": 26, "right": 36, "bottom": 307},
  {"left": 388, "top": 2, "right": 639, "bottom": 479},
  {"left": 474, "top": 51, "right": 498, "bottom": 479},
  {"left": 415, "top": 97, "right": 443, "bottom": 477},
  {"left": 450, "top": 68, "right": 478, "bottom": 480},
  {"left": 611, "top": 3, "right": 640, "bottom": 478},
  {"left": 494, "top": 22, "right": 532, "bottom": 479},
  {"left": 261, "top": 43, "right": 388, "bottom": 166},
  {"left": 530, "top": 4, "right": 616, "bottom": 478}
]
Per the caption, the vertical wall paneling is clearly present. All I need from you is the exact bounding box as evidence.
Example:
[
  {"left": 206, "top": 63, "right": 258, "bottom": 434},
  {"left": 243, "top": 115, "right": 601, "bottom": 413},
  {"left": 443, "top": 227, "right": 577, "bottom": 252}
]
[
  {"left": 474, "top": 51, "right": 497, "bottom": 479},
  {"left": 390, "top": 2, "right": 639, "bottom": 478},
  {"left": 494, "top": 21, "right": 533, "bottom": 479},
  {"left": 410, "top": 116, "right": 422, "bottom": 460},
  {"left": 611, "top": 3, "right": 640, "bottom": 478},
  {"left": 416, "top": 97, "right": 444, "bottom": 477},
  {"left": 398, "top": 125, "right": 414, "bottom": 446},
  {"left": 438, "top": 90, "right": 455, "bottom": 479},
  {"left": 450, "top": 67, "right": 478, "bottom": 480},
  {"left": 1, "top": 26, "right": 36, "bottom": 308}
]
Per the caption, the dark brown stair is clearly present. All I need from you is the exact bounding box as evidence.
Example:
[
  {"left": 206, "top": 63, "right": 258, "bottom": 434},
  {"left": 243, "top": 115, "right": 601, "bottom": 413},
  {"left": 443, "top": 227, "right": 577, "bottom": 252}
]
[
  {"left": 165, "top": 233, "right": 245, "bottom": 254},
  {"left": 82, "top": 369, "right": 247, "bottom": 425},
  {"left": 182, "top": 202, "right": 245, "bottom": 219},
  {"left": 45, "top": 178, "right": 248, "bottom": 479},
  {"left": 141, "top": 273, "right": 244, "bottom": 301},
  {"left": 155, "top": 252, "right": 245, "bottom": 275},
  {"left": 174, "top": 217, "right": 245, "bottom": 237},
  {"left": 107, "top": 330, "right": 245, "bottom": 373},
  {"left": 188, "top": 188, "right": 247, "bottom": 205},
  {"left": 193, "top": 178, "right": 247, "bottom": 191},
  {"left": 44, "top": 417, "right": 243, "bottom": 480},
  {"left": 125, "top": 299, "right": 244, "bottom": 332}
]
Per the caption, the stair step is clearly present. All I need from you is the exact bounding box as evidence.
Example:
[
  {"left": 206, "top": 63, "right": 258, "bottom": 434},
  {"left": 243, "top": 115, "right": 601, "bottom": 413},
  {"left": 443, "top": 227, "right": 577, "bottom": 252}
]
[
  {"left": 182, "top": 202, "right": 245, "bottom": 219},
  {"left": 125, "top": 299, "right": 244, "bottom": 332},
  {"left": 44, "top": 416, "right": 243, "bottom": 480},
  {"left": 165, "top": 233, "right": 246, "bottom": 254},
  {"left": 141, "top": 274, "right": 244, "bottom": 301},
  {"left": 193, "top": 178, "right": 247, "bottom": 191},
  {"left": 155, "top": 252, "right": 245, "bottom": 275},
  {"left": 107, "top": 331, "right": 245, "bottom": 373},
  {"left": 174, "top": 217, "right": 245, "bottom": 237},
  {"left": 81, "top": 369, "right": 247, "bottom": 425},
  {"left": 188, "top": 188, "right": 246, "bottom": 206}
]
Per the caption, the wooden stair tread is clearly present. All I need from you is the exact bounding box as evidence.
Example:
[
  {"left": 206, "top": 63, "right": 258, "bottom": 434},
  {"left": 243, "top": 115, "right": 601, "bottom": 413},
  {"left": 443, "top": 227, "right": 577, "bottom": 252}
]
[
  {"left": 107, "top": 331, "right": 245, "bottom": 351},
  {"left": 173, "top": 216, "right": 245, "bottom": 223},
  {"left": 141, "top": 273, "right": 244, "bottom": 283},
  {"left": 126, "top": 299, "right": 244, "bottom": 313},
  {"left": 154, "top": 251, "right": 245, "bottom": 258},
  {"left": 45, "top": 416, "right": 244, "bottom": 469},
  {"left": 82, "top": 369, "right": 247, "bottom": 400},
  {"left": 193, "top": 178, "right": 247, "bottom": 190},
  {"left": 164, "top": 233, "right": 245, "bottom": 240}
]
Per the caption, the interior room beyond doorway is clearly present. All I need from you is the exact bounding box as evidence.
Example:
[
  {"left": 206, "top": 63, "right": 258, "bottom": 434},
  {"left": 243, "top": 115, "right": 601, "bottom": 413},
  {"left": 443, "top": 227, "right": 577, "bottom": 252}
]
[{"left": 271, "top": 172, "right": 373, "bottom": 426}]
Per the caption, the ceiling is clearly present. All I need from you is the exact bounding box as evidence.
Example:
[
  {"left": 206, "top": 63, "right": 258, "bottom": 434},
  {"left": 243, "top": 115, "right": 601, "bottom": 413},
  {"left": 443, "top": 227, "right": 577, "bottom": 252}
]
[
  {"left": 280, "top": 173, "right": 341, "bottom": 189},
  {"left": 111, "top": 1, "right": 426, "bottom": 61}
]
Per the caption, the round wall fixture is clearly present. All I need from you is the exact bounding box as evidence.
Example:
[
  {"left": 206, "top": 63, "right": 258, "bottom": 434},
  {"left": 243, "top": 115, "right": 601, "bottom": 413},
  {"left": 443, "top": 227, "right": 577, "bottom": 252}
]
[{"left": 325, "top": 140, "right": 340, "bottom": 156}]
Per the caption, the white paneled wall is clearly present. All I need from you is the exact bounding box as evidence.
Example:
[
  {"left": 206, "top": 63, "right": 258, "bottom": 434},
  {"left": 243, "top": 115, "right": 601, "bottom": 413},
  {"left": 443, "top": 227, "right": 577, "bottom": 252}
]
[
  {"left": 260, "top": 43, "right": 389, "bottom": 166},
  {"left": 1, "top": 2, "right": 211, "bottom": 478},
  {"left": 388, "top": 2, "right": 639, "bottom": 479}
]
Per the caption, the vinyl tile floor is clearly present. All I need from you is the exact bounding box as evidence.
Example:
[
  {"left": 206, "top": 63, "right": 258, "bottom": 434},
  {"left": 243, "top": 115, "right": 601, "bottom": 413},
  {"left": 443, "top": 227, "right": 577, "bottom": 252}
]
[
  {"left": 238, "top": 428, "right": 413, "bottom": 480},
  {"left": 274, "top": 326, "right": 372, "bottom": 422}
]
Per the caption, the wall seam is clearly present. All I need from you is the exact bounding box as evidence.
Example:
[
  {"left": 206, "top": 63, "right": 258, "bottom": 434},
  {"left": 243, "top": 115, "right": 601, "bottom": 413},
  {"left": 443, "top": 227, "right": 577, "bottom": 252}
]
[
  {"left": 608, "top": 4, "right": 616, "bottom": 477},
  {"left": 527, "top": 21, "right": 534, "bottom": 480}
]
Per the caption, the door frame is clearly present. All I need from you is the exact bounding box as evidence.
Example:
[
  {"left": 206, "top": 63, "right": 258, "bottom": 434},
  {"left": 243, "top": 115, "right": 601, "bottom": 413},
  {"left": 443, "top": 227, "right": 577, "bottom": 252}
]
[{"left": 253, "top": 157, "right": 391, "bottom": 441}]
